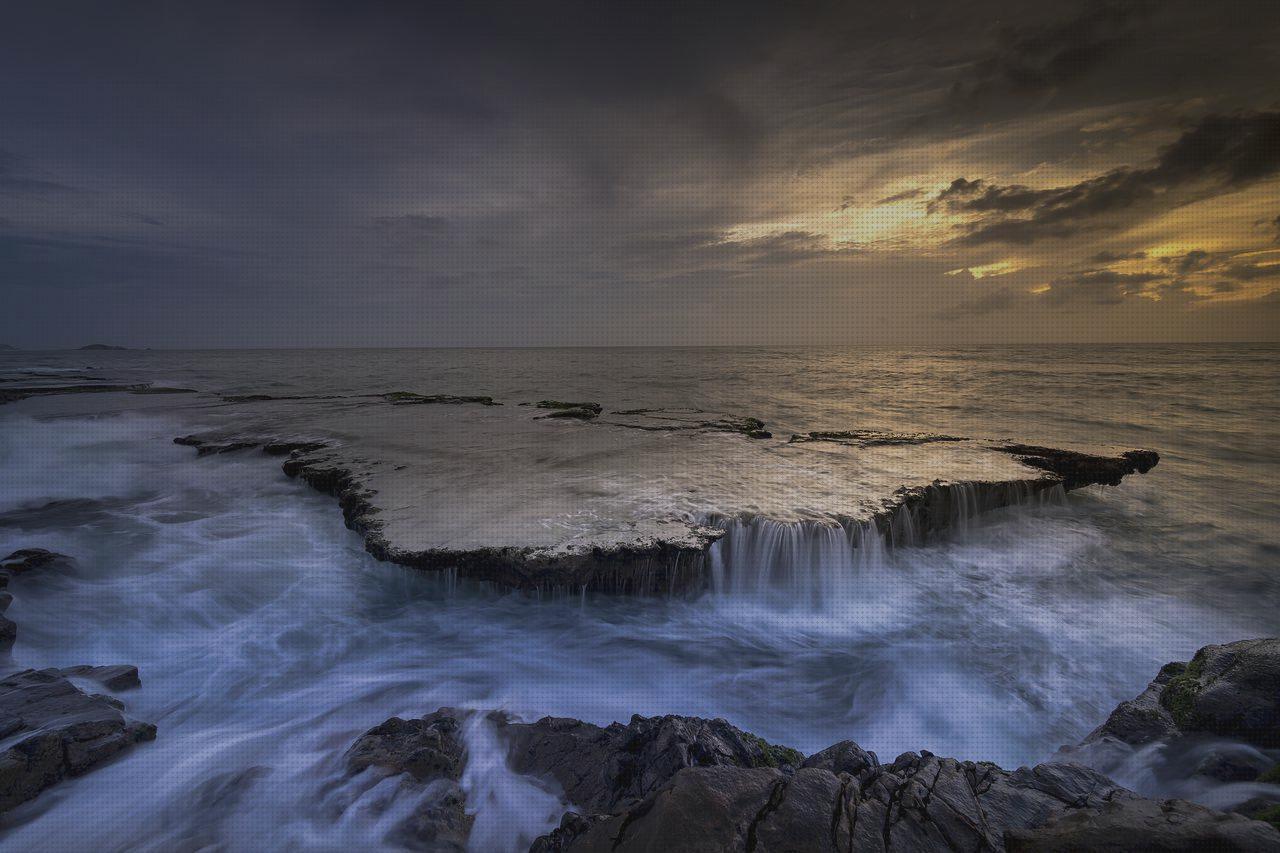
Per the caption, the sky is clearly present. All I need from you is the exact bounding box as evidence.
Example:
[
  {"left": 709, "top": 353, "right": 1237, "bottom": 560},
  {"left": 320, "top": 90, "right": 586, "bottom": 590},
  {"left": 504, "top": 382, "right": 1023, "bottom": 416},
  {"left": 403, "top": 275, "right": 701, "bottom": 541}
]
[{"left": 1, "top": 0, "right": 1278, "bottom": 347}]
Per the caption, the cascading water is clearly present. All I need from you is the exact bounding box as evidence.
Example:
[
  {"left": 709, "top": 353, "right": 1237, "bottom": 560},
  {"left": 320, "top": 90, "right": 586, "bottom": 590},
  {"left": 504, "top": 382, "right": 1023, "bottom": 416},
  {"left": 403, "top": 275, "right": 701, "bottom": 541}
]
[{"left": 704, "top": 481, "right": 1068, "bottom": 604}]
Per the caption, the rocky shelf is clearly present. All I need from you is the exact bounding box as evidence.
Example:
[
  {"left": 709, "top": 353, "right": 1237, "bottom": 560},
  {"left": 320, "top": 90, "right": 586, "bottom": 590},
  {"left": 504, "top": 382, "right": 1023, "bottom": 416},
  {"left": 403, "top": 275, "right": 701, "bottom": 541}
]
[
  {"left": 0, "top": 379, "right": 1161, "bottom": 594},
  {"left": 172, "top": 416, "right": 1159, "bottom": 593}
]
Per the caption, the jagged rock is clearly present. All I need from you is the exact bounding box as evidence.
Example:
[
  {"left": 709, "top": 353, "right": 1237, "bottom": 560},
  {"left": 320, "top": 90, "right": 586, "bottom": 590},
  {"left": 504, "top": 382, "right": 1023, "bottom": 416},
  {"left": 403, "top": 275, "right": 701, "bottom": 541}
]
[
  {"left": 1086, "top": 639, "right": 1280, "bottom": 748},
  {"left": 343, "top": 710, "right": 473, "bottom": 851},
  {"left": 0, "top": 615, "right": 14, "bottom": 654},
  {"left": 0, "top": 668, "right": 155, "bottom": 812},
  {"left": 56, "top": 665, "right": 141, "bottom": 692},
  {"left": 1, "top": 548, "right": 72, "bottom": 575},
  {"left": 344, "top": 708, "right": 1279, "bottom": 853},
  {"left": 1005, "top": 795, "right": 1280, "bottom": 851},
  {"left": 345, "top": 711, "right": 467, "bottom": 782},
  {"left": 529, "top": 812, "right": 611, "bottom": 853},
  {"left": 536, "top": 750, "right": 1280, "bottom": 853},
  {"left": 998, "top": 445, "right": 1160, "bottom": 489},
  {"left": 496, "top": 713, "right": 804, "bottom": 814}
]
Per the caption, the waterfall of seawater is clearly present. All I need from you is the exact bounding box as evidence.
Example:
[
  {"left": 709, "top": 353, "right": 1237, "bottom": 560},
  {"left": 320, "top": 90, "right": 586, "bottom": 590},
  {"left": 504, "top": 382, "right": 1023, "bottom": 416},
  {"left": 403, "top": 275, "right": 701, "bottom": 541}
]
[{"left": 704, "top": 481, "right": 1068, "bottom": 603}]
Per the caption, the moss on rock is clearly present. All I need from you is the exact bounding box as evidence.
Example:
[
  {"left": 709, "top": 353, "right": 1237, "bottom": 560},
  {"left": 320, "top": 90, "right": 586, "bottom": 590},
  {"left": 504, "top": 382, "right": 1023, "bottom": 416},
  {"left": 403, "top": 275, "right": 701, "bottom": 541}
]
[
  {"left": 743, "top": 733, "right": 804, "bottom": 768},
  {"left": 1160, "top": 652, "right": 1207, "bottom": 729}
]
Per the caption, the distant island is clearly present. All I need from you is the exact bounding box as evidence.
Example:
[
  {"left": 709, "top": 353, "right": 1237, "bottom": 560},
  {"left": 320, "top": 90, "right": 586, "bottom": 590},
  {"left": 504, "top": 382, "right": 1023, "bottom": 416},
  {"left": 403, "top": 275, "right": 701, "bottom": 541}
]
[
  {"left": 0, "top": 344, "right": 15, "bottom": 350},
  {"left": 78, "top": 344, "right": 132, "bottom": 351}
]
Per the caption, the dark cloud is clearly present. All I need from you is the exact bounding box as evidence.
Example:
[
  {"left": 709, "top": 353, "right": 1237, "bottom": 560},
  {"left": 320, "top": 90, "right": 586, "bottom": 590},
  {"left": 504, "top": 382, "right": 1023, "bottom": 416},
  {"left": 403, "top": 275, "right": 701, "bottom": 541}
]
[
  {"left": 1, "top": 0, "right": 1279, "bottom": 345},
  {"left": 935, "top": 110, "right": 1280, "bottom": 245},
  {"left": 1222, "top": 259, "right": 1280, "bottom": 281},
  {"left": 952, "top": 2, "right": 1145, "bottom": 102},
  {"left": 944, "top": 287, "right": 1022, "bottom": 317},
  {"left": 875, "top": 188, "right": 926, "bottom": 205},
  {"left": 1164, "top": 250, "right": 1216, "bottom": 274},
  {"left": 1090, "top": 249, "right": 1146, "bottom": 262},
  {"left": 1041, "top": 269, "right": 1164, "bottom": 304}
]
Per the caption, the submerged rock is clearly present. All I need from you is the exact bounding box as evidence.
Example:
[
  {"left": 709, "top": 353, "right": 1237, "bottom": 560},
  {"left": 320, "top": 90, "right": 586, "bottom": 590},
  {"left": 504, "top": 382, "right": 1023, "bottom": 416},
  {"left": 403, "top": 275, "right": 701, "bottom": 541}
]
[
  {"left": 529, "top": 401, "right": 603, "bottom": 419},
  {"left": 382, "top": 391, "right": 499, "bottom": 406},
  {"left": 0, "top": 384, "right": 194, "bottom": 405},
  {"left": 1, "top": 549, "right": 73, "bottom": 576},
  {"left": 790, "top": 429, "right": 967, "bottom": 446},
  {"left": 174, "top": 435, "right": 261, "bottom": 456},
  {"left": 0, "top": 668, "right": 155, "bottom": 812},
  {"left": 603, "top": 408, "right": 772, "bottom": 438}
]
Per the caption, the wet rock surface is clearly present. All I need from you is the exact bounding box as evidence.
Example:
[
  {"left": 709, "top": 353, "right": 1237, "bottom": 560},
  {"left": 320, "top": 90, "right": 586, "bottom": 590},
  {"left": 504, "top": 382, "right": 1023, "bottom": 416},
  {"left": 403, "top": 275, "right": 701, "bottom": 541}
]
[
  {"left": 0, "top": 668, "right": 156, "bottom": 812},
  {"left": 527, "top": 401, "right": 604, "bottom": 420},
  {"left": 1085, "top": 639, "right": 1280, "bottom": 750},
  {"left": 170, "top": 417, "right": 1158, "bottom": 594},
  {"left": 343, "top": 710, "right": 473, "bottom": 851},
  {"left": 602, "top": 408, "right": 772, "bottom": 438},
  {"left": 998, "top": 445, "right": 1161, "bottom": 490},
  {"left": 790, "top": 430, "right": 967, "bottom": 446},
  {"left": 1, "top": 549, "right": 76, "bottom": 654},
  {"left": 346, "top": 706, "right": 1280, "bottom": 852},
  {"left": 496, "top": 712, "right": 804, "bottom": 814},
  {"left": 382, "top": 391, "right": 499, "bottom": 406},
  {"left": 1, "top": 549, "right": 73, "bottom": 577},
  {"left": 1067, "top": 638, "right": 1280, "bottom": 829}
]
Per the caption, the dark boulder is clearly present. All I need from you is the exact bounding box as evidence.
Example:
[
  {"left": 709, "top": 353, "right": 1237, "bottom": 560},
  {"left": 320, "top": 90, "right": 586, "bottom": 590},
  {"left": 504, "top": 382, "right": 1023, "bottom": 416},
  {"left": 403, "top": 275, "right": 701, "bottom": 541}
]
[
  {"left": 1, "top": 548, "right": 72, "bottom": 575},
  {"left": 0, "top": 668, "right": 155, "bottom": 812},
  {"left": 345, "top": 710, "right": 467, "bottom": 782},
  {"left": 998, "top": 445, "right": 1160, "bottom": 490},
  {"left": 343, "top": 709, "right": 473, "bottom": 851},
  {"left": 496, "top": 712, "right": 803, "bottom": 814},
  {"left": 1086, "top": 639, "right": 1280, "bottom": 749}
]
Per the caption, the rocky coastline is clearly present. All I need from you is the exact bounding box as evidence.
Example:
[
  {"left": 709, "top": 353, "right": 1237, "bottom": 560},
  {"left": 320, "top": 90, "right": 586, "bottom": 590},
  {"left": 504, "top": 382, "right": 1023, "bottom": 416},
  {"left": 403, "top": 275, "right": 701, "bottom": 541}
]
[
  {"left": 332, "top": 639, "right": 1280, "bottom": 851},
  {"left": 2, "top": 584, "right": 1277, "bottom": 847}
]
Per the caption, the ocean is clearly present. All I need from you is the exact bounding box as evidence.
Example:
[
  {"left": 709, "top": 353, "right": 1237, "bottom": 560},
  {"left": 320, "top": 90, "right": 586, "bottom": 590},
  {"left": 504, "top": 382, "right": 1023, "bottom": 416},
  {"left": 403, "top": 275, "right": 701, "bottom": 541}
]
[{"left": 0, "top": 345, "right": 1276, "bottom": 849}]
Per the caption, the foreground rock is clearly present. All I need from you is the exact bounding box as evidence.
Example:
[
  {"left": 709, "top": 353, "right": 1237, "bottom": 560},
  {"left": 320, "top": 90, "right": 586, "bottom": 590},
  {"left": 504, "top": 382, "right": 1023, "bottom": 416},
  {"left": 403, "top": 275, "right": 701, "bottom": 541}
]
[
  {"left": 1, "top": 548, "right": 72, "bottom": 579},
  {"left": 1, "top": 549, "right": 75, "bottom": 654},
  {"left": 343, "top": 710, "right": 472, "bottom": 850},
  {"left": 344, "top": 708, "right": 1279, "bottom": 852},
  {"left": 1084, "top": 638, "right": 1279, "bottom": 755},
  {"left": 0, "top": 669, "right": 155, "bottom": 812},
  {"left": 1070, "top": 638, "right": 1280, "bottom": 828}
]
